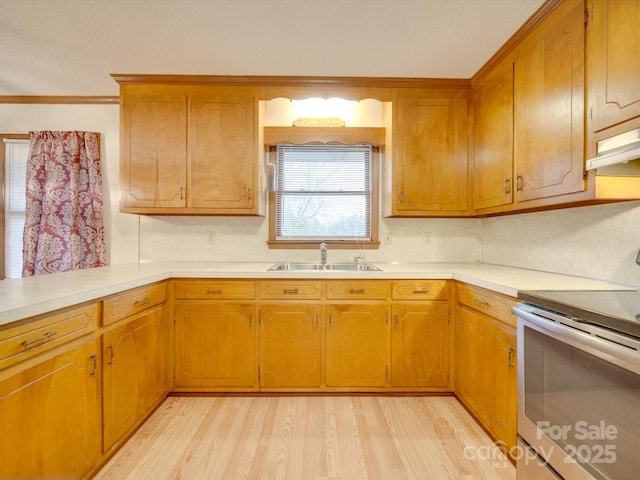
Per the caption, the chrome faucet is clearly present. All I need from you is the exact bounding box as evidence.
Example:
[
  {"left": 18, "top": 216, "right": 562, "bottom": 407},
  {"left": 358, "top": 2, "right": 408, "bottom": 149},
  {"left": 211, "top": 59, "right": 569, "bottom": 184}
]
[{"left": 320, "top": 242, "right": 328, "bottom": 268}]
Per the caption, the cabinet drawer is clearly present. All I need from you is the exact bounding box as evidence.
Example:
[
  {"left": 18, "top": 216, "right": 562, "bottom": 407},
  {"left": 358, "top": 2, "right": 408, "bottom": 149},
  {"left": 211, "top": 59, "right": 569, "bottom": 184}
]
[
  {"left": 392, "top": 280, "right": 449, "bottom": 300},
  {"left": 174, "top": 280, "right": 256, "bottom": 300},
  {"left": 103, "top": 282, "right": 167, "bottom": 326},
  {"left": 326, "top": 280, "right": 390, "bottom": 300},
  {"left": 0, "top": 303, "right": 99, "bottom": 370},
  {"left": 456, "top": 283, "right": 517, "bottom": 327},
  {"left": 259, "top": 281, "right": 322, "bottom": 300}
]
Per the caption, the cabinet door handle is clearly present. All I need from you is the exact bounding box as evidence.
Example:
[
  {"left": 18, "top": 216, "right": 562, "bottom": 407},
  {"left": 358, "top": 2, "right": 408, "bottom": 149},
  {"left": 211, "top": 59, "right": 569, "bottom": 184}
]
[
  {"left": 315, "top": 314, "right": 319, "bottom": 331},
  {"left": 247, "top": 187, "right": 252, "bottom": 201},
  {"left": 179, "top": 187, "right": 185, "bottom": 200},
  {"left": 207, "top": 288, "right": 222, "bottom": 295},
  {"left": 90, "top": 353, "right": 98, "bottom": 376},
  {"left": 283, "top": 288, "right": 299, "bottom": 294},
  {"left": 508, "top": 346, "right": 515, "bottom": 367},
  {"left": 328, "top": 314, "right": 332, "bottom": 328},
  {"left": 394, "top": 315, "right": 399, "bottom": 330},
  {"left": 504, "top": 178, "right": 511, "bottom": 193},
  {"left": 21, "top": 331, "right": 56, "bottom": 347},
  {"left": 349, "top": 288, "right": 365, "bottom": 294},
  {"left": 133, "top": 297, "right": 151, "bottom": 306},
  {"left": 516, "top": 175, "right": 523, "bottom": 191},
  {"left": 107, "top": 344, "right": 115, "bottom": 365},
  {"left": 248, "top": 314, "right": 253, "bottom": 329},
  {"left": 399, "top": 189, "right": 404, "bottom": 203},
  {"left": 413, "top": 289, "right": 430, "bottom": 295}
]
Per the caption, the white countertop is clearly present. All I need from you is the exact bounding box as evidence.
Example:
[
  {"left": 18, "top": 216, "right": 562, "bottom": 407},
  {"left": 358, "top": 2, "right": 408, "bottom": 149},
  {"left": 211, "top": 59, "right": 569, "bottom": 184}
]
[{"left": 1, "top": 261, "right": 636, "bottom": 327}]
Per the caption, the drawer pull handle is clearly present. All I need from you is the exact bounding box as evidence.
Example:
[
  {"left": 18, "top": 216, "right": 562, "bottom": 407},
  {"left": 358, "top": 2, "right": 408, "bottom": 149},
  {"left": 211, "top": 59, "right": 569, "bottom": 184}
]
[
  {"left": 349, "top": 289, "right": 365, "bottom": 294},
  {"left": 473, "top": 298, "right": 490, "bottom": 307},
  {"left": 413, "top": 289, "right": 430, "bottom": 294},
  {"left": 21, "top": 331, "right": 56, "bottom": 347},
  {"left": 134, "top": 297, "right": 151, "bottom": 306},
  {"left": 283, "top": 289, "right": 299, "bottom": 294},
  {"left": 207, "top": 288, "right": 222, "bottom": 295}
]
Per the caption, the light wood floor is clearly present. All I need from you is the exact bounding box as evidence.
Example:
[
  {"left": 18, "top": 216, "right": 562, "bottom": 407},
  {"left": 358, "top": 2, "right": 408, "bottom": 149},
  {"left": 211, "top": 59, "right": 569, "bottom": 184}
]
[{"left": 94, "top": 396, "right": 515, "bottom": 480}]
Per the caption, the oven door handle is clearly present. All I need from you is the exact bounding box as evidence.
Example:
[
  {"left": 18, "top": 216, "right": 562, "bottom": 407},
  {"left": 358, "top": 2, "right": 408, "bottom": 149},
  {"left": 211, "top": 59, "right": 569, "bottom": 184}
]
[{"left": 514, "top": 305, "right": 640, "bottom": 375}]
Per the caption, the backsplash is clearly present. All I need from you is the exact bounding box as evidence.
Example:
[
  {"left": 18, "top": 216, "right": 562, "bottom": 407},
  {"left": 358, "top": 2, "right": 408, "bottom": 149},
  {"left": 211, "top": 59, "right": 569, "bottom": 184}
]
[
  {"left": 138, "top": 215, "right": 484, "bottom": 265},
  {"left": 482, "top": 200, "right": 640, "bottom": 285}
]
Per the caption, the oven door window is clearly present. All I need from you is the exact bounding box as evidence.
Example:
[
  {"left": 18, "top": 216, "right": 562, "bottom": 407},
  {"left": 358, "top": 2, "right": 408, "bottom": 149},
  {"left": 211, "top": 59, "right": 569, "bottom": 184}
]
[{"left": 524, "top": 326, "right": 640, "bottom": 480}]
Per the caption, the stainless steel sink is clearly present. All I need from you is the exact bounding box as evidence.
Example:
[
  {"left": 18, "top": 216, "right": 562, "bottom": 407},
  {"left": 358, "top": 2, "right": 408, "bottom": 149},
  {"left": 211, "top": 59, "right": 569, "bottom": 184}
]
[
  {"left": 325, "top": 262, "right": 381, "bottom": 271},
  {"left": 268, "top": 262, "right": 381, "bottom": 272},
  {"left": 267, "top": 262, "right": 325, "bottom": 271}
]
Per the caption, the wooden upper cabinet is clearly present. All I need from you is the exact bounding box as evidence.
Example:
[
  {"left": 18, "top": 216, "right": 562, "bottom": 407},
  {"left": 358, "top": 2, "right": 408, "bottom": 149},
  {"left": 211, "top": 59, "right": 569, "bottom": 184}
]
[
  {"left": 587, "top": 0, "right": 640, "bottom": 136},
  {"left": 385, "top": 89, "right": 469, "bottom": 216},
  {"left": 120, "top": 91, "right": 187, "bottom": 209},
  {"left": 189, "top": 90, "right": 257, "bottom": 211},
  {"left": 472, "top": 59, "right": 514, "bottom": 210},
  {"left": 119, "top": 84, "right": 263, "bottom": 215},
  {"left": 512, "top": 0, "right": 586, "bottom": 202}
]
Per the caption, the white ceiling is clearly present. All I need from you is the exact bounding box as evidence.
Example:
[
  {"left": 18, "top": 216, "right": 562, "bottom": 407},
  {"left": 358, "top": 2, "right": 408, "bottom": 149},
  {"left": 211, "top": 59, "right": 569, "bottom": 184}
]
[{"left": 1, "top": 0, "right": 545, "bottom": 96}]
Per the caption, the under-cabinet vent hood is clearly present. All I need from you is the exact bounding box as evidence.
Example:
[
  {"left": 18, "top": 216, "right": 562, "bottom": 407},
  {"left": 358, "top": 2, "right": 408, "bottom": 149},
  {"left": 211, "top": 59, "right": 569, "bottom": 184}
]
[{"left": 586, "top": 128, "right": 640, "bottom": 175}]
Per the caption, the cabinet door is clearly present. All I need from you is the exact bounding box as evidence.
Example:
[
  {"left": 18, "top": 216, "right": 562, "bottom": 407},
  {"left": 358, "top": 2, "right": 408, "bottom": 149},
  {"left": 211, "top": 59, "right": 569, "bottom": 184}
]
[
  {"left": 392, "top": 94, "right": 469, "bottom": 215},
  {"left": 174, "top": 303, "right": 257, "bottom": 388},
  {"left": 513, "top": 0, "right": 585, "bottom": 202},
  {"left": 325, "top": 303, "right": 389, "bottom": 387},
  {"left": 259, "top": 304, "right": 322, "bottom": 388},
  {"left": 391, "top": 302, "right": 449, "bottom": 388},
  {"left": 0, "top": 339, "right": 100, "bottom": 479},
  {"left": 588, "top": 0, "right": 640, "bottom": 133},
  {"left": 454, "top": 306, "right": 517, "bottom": 451},
  {"left": 102, "top": 306, "right": 170, "bottom": 452},
  {"left": 120, "top": 92, "right": 187, "bottom": 209},
  {"left": 189, "top": 88, "right": 257, "bottom": 212},
  {"left": 473, "top": 59, "right": 514, "bottom": 210}
]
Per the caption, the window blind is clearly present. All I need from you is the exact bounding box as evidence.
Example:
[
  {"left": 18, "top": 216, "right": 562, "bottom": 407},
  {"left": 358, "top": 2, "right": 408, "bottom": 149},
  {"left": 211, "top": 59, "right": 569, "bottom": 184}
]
[
  {"left": 275, "top": 144, "right": 372, "bottom": 240},
  {"left": 4, "top": 139, "right": 29, "bottom": 278}
]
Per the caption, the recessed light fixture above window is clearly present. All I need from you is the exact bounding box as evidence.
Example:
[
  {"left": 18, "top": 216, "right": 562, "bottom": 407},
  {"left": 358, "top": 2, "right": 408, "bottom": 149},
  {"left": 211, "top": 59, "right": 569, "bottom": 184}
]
[{"left": 291, "top": 98, "right": 357, "bottom": 125}]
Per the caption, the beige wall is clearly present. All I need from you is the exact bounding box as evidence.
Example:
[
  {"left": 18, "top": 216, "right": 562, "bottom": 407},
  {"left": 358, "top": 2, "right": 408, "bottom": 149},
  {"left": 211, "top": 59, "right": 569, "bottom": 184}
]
[{"left": 1, "top": 104, "right": 638, "bottom": 285}]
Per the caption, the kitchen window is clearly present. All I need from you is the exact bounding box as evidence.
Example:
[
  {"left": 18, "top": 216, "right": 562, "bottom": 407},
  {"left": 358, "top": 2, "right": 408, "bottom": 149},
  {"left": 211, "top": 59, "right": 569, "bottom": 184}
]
[
  {"left": 268, "top": 143, "right": 380, "bottom": 248},
  {"left": 1, "top": 135, "right": 29, "bottom": 279}
]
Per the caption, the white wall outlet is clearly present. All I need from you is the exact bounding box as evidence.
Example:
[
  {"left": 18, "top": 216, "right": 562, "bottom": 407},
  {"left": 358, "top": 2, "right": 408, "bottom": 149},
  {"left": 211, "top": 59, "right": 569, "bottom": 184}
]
[
  {"left": 208, "top": 231, "right": 216, "bottom": 244},
  {"left": 384, "top": 232, "right": 392, "bottom": 245},
  {"left": 423, "top": 232, "right": 432, "bottom": 245}
]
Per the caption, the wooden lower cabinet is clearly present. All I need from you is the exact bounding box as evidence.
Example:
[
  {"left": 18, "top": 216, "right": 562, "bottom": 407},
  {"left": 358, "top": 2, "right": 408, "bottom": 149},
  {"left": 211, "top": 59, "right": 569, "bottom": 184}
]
[
  {"left": 325, "top": 303, "right": 390, "bottom": 387},
  {"left": 102, "top": 305, "right": 171, "bottom": 453},
  {"left": 174, "top": 302, "right": 257, "bottom": 389},
  {"left": 259, "top": 303, "right": 322, "bottom": 388},
  {"left": 391, "top": 302, "right": 450, "bottom": 388},
  {"left": 0, "top": 338, "right": 101, "bottom": 479},
  {"left": 454, "top": 304, "right": 517, "bottom": 451}
]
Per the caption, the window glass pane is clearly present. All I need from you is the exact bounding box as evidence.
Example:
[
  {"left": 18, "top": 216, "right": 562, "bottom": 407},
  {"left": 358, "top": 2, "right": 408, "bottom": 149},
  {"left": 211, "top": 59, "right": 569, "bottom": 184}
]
[
  {"left": 280, "top": 194, "right": 369, "bottom": 238},
  {"left": 275, "top": 144, "right": 372, "bottom": 241}
]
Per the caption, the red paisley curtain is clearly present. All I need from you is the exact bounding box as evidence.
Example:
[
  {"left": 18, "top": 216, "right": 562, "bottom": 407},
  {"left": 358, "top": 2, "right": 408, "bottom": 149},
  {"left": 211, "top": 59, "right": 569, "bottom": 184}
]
[{"left": 22, "top": 131, "right": 106, "bottom": 276}]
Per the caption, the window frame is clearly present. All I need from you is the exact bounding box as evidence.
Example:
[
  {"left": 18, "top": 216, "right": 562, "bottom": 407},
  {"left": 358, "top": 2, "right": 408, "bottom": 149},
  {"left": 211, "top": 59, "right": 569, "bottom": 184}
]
[
  {"left": 267, "top": 142, "right": 381, "bottom": 250},
  {"left": 1, "top": 134, "right": 29, "bottom": 280}
]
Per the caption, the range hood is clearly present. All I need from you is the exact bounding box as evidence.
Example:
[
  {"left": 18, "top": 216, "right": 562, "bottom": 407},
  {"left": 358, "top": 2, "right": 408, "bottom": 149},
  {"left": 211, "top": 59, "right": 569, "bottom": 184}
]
[{"left": 586, "top": 128, "right": 640, "bottom": 175}]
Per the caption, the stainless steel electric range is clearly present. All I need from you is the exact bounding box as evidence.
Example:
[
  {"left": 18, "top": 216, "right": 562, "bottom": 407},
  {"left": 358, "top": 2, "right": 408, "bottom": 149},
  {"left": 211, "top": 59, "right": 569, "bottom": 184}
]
[{"left": 513, "top": 289, "right": 640, "bottom": 480}]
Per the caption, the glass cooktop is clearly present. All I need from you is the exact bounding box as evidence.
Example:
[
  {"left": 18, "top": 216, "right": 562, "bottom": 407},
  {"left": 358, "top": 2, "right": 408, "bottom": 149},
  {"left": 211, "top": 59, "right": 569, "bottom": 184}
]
[{"left": 518, "top": 289, "right": 640, "bottom": 339}]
